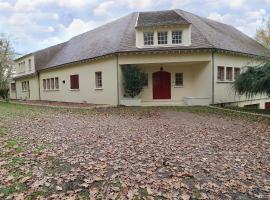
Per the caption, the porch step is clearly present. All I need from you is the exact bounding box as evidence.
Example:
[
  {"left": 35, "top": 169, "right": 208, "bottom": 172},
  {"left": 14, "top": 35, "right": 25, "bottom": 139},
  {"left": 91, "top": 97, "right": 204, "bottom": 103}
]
[{"left": 141, "top": 100, "right": 186, "bottom": 106}]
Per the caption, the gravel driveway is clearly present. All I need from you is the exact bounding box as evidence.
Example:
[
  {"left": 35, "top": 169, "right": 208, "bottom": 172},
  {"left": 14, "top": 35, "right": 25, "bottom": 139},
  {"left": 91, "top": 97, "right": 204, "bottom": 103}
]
[{"left": 1, "top": 106, "right": 270, "bottom": 199}]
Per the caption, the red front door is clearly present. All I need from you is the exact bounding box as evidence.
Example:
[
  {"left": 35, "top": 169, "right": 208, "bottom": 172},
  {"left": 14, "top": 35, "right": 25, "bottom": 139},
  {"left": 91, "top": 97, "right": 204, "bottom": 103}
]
[
  {"left": 152, "top": 71, "right": 171, "bottom": 99},
  {"left": 265, "top": 102, "right": 270, "bottom": 110}
]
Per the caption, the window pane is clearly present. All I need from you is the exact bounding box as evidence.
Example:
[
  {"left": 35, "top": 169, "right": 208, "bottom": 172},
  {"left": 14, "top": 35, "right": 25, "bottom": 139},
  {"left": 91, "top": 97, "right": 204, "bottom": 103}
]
[
  {"left": 28, "top": 59, "right": 31, "bottom": 70},
  {"left": 11, "top": 83, "right": 16, "bottom": 91},
  {"left": 51, "top": 78, "right": 54, "bottom": 89},
  {"left": 226, "top": 67, "right": 233, "bottom": 81},
  {"left": 158, "top": 32, "right": 168, "bottom": 45},
  {"left": 175, "top": 73, "right": 183, "bottom": 86},
  {"left": 55, "top": 77, "right": 59, "bottom": 89},
  {"left": 47, "top": 79, "right": 50, "bottom": 89},
  {"left": 43, "top": 79, "right": 46, "bottom": 90},
  {"left": 95, "top": 72, "right": 102, "bottom": 88},
  {"left": 217, "top": 66, "right": 224, "bottom": 81},
  {"left": 234, "top": 68, "right": 240, "bottom": 80},
  {"left": 143, "top": 32, "right": 154, "bottom": 45},
  {"left": 172, "top": 31, "right": 182, "bottom": 44}
]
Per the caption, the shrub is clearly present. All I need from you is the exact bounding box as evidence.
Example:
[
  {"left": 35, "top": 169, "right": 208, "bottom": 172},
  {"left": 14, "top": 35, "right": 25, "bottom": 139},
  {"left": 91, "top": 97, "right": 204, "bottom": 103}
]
[
  {"left": 0, "top": 88, "right": 9, "bottom": 100},
  {"left": 122, "top": 65, "right": 147, "bottom": 98}
]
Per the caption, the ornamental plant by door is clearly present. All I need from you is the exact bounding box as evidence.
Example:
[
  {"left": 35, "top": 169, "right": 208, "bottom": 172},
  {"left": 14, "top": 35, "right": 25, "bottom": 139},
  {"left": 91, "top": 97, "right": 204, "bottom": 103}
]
[{"left": 121, "top": 65, "right": 147, "bottom": 106}]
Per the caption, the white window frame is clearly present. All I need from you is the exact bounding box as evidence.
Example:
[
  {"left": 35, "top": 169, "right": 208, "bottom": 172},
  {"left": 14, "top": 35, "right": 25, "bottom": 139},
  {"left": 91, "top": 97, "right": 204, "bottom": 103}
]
[
  {"left": 158, "top": 31, "right": 168, "bottom": 45},
  {"left": 175, "top": 73, "right": 183, "bottom": 87},
  {"left": 95, "top": 71, "right": 103, "bottom": 89},
  {"left": 143, "top": 32, "right": 154, "bottom": 46},
  {"left": 172, "top": 30, "right": 182, "bottom": 44}
]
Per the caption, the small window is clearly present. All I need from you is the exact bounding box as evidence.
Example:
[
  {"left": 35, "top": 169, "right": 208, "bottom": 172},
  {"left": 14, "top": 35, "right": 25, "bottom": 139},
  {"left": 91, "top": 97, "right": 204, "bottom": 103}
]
[
  {"left": 46, "top": 79, "right": 50, "bottom": 90},
  {"left": 51, "top": 78, "right": 54, "bottom": 90},
  {"left": 43, "top": 79, "right": 46, "bottom": 90},
  {"left": 28, "top": 59, "right": 31, "bottom": 71},
  {"left": 11, "top": 83, "right": 16, "bottom": 91},
  {"left": 158, "top": 31, "right": 168, "bottom": 45},
  {"left": 21, "top": 82, "right": 24, "bottom": 91},
  {"left": 55, "top": 77, "right": 59, "bottom": 89},
  {"left": 172, "top": 31, "right": 182, "bottom": 44},
  {"left": 175, "top": 73, "right": 183, "bottom": 86},
  {"left": 217, "top": 66, "right": 225, "bottom": 81},
  {"left": 70, "top": 74, "right": 79, "bottom": 89},
  {"left": 226, "top": 67, "right": 233, "bottom": 81},
  {"left": 234, "top": 68, "right": 240, "bottom": 80},
  {"left": 95, "top": 72, "right": 102, "bottom": 88},
  {"left": 143, "top": 32, "right": 154, "bottom": 45}
]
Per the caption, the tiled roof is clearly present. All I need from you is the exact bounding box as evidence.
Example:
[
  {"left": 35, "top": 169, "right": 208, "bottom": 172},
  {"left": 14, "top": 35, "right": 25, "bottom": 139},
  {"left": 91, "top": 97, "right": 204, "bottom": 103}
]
[
  {"left": 136, "top": 10, "right": 190, "bottom": 28},
  {"left": 22, "top": 9, "right": 270, "bottom": 71}
]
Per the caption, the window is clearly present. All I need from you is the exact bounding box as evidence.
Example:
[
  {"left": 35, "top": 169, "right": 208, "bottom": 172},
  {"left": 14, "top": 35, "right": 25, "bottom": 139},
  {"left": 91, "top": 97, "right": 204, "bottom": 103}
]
[
  {"left": 226, "top": 67, "right": 233, "bottom": 81},
  {"left": 234, "top": 68, "right": 240, "bottom": 80},
  {"left": 217, "top": 66, "right": 225, "bottom": 81},
  {"left": 21, "top": 81, "right": 28, "bottom": 92},
  {"left": 46, "top": 79, "right": 50, "bottom": 90},
  {"left": 172, "top": 31, "right": 182, "bottom": 44},
  {"left": 55, "top": 77, "right": 59, "bottom": 89},
  {"left": 175, "top": 73, "right": 183, "bottom": 86},
  {"left": 70, "top": 74, "right": 79, "bottom": 89},
  {"left": 158, "top": 31, "right": 168, "bottom": 45},
  {"left": 11, "top": 83, "right": 16, "bottom": 92},
  {"left": 28, "top": 59, "right": 31, "bottom": 71},
  {"left": 43, "top": 79, "right": 46, "bottom": 90},
  {"left": 143, "top": 32, "right": 154, "bottom": 45},
  {"left": 95, "top": 72, "right": 102, "bottom": 88},
  {"left": 50, "top": 78, "right": 55, "bottom": 90}
]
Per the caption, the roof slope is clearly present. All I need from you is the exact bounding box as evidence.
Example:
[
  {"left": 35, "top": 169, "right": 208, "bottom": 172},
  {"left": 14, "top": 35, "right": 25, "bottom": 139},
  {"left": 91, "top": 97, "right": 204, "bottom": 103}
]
[
  {"left": 175, "top": 9, "right": 270, "bottom": 58},
  {"left": 28, "top": 9, "right": 270, "bottom": 71},
  {"left": 136, "top": 10, "right": 190, "bottom": 28}
]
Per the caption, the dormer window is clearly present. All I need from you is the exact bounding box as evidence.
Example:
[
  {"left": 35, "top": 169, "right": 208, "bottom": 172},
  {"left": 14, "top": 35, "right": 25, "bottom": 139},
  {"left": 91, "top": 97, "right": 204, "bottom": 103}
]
[
  {"left": 172, "top": 31, "right": 182, "bottom": 44},
  {"left": 144, "top": 32, "right": 154, "bottom": 45},
  {"left": 158, "top": 31, "right": 168, "bottom": 45}
]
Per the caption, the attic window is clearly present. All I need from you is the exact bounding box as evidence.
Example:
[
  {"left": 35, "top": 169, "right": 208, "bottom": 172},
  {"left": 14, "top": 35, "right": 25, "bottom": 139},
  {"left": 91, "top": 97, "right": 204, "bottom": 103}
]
[
  {"left": 144, "top": 32, "right": 154, "bottom": 45},
  {"left": 158, "top": 31, "right": 168, "bottom": 45},
  {"left": 172, "top": 31, "right": 182, "bottom": 44}
]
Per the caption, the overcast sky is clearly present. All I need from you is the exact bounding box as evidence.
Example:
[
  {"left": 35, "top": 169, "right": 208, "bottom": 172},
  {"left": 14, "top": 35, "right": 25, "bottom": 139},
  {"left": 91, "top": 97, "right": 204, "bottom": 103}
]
[{"left": 0, "top": 0, "right": 269, "bottom": 56}]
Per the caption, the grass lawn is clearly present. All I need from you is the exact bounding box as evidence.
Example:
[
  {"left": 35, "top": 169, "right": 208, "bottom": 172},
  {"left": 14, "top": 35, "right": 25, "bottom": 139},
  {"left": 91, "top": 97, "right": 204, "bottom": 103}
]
[{"left": 0, "top": 102, "right": 269, "bottom": 199}]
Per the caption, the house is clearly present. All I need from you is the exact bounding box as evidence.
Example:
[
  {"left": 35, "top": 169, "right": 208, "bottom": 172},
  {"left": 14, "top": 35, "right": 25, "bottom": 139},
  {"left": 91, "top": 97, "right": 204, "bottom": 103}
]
[{"left": 10, "top": 9, "right": 270, "bottom": 108}]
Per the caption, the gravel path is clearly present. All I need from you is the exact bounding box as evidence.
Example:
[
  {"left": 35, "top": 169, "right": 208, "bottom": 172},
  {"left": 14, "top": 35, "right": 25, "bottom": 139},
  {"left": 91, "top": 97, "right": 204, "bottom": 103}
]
[{"left": 1, "top": 108, "right": 270, "bottom": 199}]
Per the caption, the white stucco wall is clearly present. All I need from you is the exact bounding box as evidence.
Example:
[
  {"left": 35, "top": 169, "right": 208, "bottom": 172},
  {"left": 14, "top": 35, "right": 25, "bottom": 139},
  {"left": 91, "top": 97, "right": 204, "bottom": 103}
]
[
  {"left": 15, "top": 55, "right": 35, "bottom": 76},
  {"left": 16, "top": 76, "right": 39, "bottom": 100},
  {"left": 118, "top": 52, "right": 212, "bottom": 105},
  {"left": 39, "top": 57, "right": 118, "bottom": 105},
  {"left": 214, "top": 53, "right": 265, "bottom": 103}
]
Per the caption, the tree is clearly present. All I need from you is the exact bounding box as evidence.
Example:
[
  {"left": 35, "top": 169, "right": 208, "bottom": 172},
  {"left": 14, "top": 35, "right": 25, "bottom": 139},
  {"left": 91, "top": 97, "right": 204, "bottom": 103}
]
[
  {"left": 0, "top": 34, "right": 14, "bottom": 100},
  {"left": 234, "top": 62, "right": 270, "bottom": 97},
  {"left": 122, "top": 65, "right": 148, "bottom": 98},
  {"left": 255, "top": 17, "right": 270, "bottom": 49}
]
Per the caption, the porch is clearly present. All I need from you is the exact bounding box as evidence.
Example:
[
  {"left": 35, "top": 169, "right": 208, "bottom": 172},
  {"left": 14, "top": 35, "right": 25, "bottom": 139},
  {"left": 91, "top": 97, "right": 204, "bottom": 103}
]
[{"left": 119, "top": 61, "right": 212, "bottom": 106}]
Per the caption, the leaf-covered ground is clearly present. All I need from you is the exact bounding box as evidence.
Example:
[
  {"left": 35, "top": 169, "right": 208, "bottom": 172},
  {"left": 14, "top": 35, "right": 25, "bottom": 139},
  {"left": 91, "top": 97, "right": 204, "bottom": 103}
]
[{"left": 0, "top": 102, "right": 269, "bottom": 200}]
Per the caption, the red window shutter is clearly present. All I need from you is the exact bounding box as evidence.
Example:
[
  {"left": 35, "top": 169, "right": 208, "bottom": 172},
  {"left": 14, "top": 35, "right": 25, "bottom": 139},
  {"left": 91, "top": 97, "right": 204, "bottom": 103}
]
[{"left": 70, "top": 75, "right": 79, "bottom": 89}]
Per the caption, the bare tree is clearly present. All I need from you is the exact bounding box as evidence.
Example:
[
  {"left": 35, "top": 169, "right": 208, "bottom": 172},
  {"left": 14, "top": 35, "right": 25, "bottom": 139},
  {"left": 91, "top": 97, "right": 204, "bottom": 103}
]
[
  {"left": 255, "top": 17, "right": 270, "bottom": 49},
  {"left": 0, "top": 34, "right": 14, "bottom": 100}
]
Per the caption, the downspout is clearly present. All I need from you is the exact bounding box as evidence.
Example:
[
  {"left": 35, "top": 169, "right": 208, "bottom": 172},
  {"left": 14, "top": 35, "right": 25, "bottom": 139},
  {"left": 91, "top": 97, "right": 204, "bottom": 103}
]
[
  {"left": 37, "top": 72, "right": 41, "bottom": 100},
  {"left": 116, "top": 54, "right": 119, "bottom": 106},
  {"left": 211, "top": 49, "right": 216, "bottom": 105}
]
